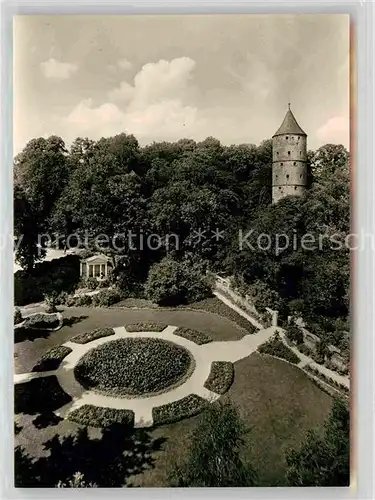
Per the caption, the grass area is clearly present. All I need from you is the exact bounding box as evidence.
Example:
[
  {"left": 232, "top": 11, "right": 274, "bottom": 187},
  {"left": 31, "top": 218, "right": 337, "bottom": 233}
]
[
  {"left": 32, "top": 346, "right": 72, "bottom": 372},
  {"left": 184, "top": 297, "right": 257, "bottom": 334},
  {"left": 152, "top": 395, "right": 208, "bottom": 427},
  {"left": 14, "top": 376, "right": 72, "bottom": 415},
  {"left": 258, "top": 334, "right": 300, "bottom": 364},
  {"left": 204, "top": 361, "right": 234, "bottom": 394},
  {"left": 71, "top": 327, "right": 115, "bottom": 344},
  {"left": 129, "top": 353, "right": 333, "bottom": 487},
  {"left": 74, "top": 338, "right": 194, "bottom": 397},
  {"left": 125, "top": 322, "right": 168, "bottom": 332},
  {"left": 68, "top": 405, "right": 135, "bottom": 428},
  {"left": 173, "top": 327, "right": 212, "bottom": 345}
]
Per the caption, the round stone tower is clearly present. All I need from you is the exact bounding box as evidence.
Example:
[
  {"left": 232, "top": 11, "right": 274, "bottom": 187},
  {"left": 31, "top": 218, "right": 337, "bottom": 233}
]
[{"left": 272, "top": 105, "right": 307, "bottom": 203}]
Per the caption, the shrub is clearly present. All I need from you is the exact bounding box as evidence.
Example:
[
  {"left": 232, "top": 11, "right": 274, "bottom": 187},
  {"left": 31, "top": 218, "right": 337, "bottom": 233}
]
[
  {"left": 174, "top": 327, "right": 212, "bottom": 345},
  {"left": 204, "top": 361, "right": 234, "bottom": 394},
  {"left": 23, "top": 313, "right": 60, "bottom": 330},
  {"left": 55, "top": 291, "right": 69, "bottom": 305},
  {"left": 68, "top": 405, "right": 135, "bottom": 428},
  {"left": 84, "top": 278, "right": 99, "bottom": 290},
  {"left": 169, "top": 400, "right": 257, "bottom": 487},
  {"left": 73, "top": 294, "right": 93, "bottom": 307},
  {"left": 245, "top": 280, "right": 282, "bottom": 313},
  {"left": 14, "top": 308, "right": 23, "bottom": 325},
  {"left": 286, "top": 325, "right": 304, "bottom": 345},
  {"left": 152, "top": 394, "right": 207, "bottom": 426},
  {"left": 71, "top": 327, "right": 115, "bottom": 344},
  {"left": 125, "top": 322, "right": 167, "bottom": 332},
  {"left": 32, "top": 345, "right": 72, "bottom": 372},
  {"left": 91, "top": 289, "right": 122, "bottom": 307},
  {"left": 258, "top": 333, "right": 300, "bottom": 364},
  {"left": 144, "top": 257, "right": 212, "bottom": 306},
  {"left": 74, "top": 338, "right": 194, "bottom": 396},
  {"left": 98, "top": 279, "right": 110, "bottom": 289}
]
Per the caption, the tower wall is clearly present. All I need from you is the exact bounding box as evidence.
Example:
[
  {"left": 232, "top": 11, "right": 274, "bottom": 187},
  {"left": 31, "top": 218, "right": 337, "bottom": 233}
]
[{"left": 272, "top": 134, "right": 307, "bottom": 203}]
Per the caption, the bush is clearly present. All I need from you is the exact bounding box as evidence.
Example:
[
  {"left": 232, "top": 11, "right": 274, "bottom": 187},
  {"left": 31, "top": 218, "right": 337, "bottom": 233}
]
[
  {"left": 245, "top": 280, "right": 282, "bottom": 313},
  {"left": 32, "top": 345, "right": 72, "bottom": 372},
  {"left": 169, "top": 400, "right": 257, "bottom": 487},
  {"left": 125, "top": 322, "right": 167, "bottom": 332},
  {"left": 73, "top": 294, "right": 93, "bottom": 307},
  {"left": 55, "top": 291, "right": 70, "bottom": 305},
  {"left": 68, "top": 405, "right": 135, "bottom": 428},
  {"left": 14, "top": 308, "right": 23, "bottom": 325},
  {"left": 84, "top": 278, "right": 99, "bottom": 290},
  {"left": 174, "top": 327, "right": 212, "bottom": 345},
  {"left": 144, "top": 257, "right": 212, "bottom": 306},
  {"left": 23, "top": 313, "right": 60, "bottom": 330},
  {"left": 152, "top": 394, "right": 207, "bottom": 426},
  {"left": 258, "top": 333, "right": 300, "bottom": 364},
  {"left": 91, "top": 289, "right": 122, "bottom": 307},
  {"left": 286, "top": 325, "right": 304, "bottom": 345},
  {"left": 204, "top": 361, "right": 234, "bottom": 394},
  {"left": 71, "top": 327, "right": 115, "bottom": 344},
  {"left": 74, "top": 338, "right": 194, "bottom": 397}
]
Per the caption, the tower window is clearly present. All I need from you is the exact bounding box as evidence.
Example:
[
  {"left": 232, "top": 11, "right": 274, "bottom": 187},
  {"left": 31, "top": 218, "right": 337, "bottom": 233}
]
[
  {"left": 286, "top": 174, "right": 289, "bottom": 179},
  {"left": 279, "top": 187, "right": 281, "bottom": 190},
  {"left": 288, "top": 151, "right": 291, "bottom": 155},
  {"left": 300, "top": 174, "right": 302, "bottom": 178},
  {"left": 277, "top": 152, "right": 279, "bottom": 155},
  {"left": 286, "top": 136, "right": 288, "bottom": 140},
  {"left": 280, "top": 162, "right": 283, "bottom": 166},
  {"left": 294, "top": 186, "right": 297, "bottom": 190},
  {"left": 300, "top": 151, "right": 302, "bottom": 155},
  {"left": 293, "top": 162, "right": 296, "bottom": 165}
]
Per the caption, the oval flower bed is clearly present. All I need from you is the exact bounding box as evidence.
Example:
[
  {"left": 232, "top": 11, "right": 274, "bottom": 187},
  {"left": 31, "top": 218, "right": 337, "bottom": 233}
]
[{"left": 74, "top": 338, "right": 195, "bottom": 397}]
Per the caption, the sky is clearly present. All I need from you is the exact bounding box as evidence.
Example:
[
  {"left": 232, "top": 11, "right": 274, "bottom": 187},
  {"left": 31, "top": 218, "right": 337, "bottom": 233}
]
[{"left": 13, "top": 14, "right": 350, "bottom": 155}]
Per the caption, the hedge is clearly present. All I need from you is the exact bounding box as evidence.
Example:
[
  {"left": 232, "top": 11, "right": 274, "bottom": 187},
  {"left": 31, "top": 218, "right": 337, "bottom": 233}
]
[
  {"left": 304, "top": 364, "right": 350, "bottom": 395},
  {"left": 71, "top": 328, "right": 115, "bottom": 345},
  {"left": 32, "top": 345, "right": 72, "bottom": 372},
  {"left": 173, "top": 327, "right": 213, "bottom": 345},
  {"left": 23, "top": 313, "right": 60, "bottom": 330},
  {"left": 152, "top": 394, "right": 208, "bottom": 426},
  {"left": 68, "top": 405, "right": 135, "bottom": 428},
  {"left": 204, "top": 361, "right": 234, "bottom": 394},
  {"left": 125, "top": 322, "right": 168, "bottom": 332},
  {"left": 258, "top": 334, "right": 300, "bottom": 364}
]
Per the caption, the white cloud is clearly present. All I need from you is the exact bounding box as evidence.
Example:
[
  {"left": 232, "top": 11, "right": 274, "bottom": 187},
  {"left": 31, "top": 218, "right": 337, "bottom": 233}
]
[
  {"left": 316, "top": 116, "right": 349, "bottom": 147},
  {"left": 108, "top": 81, "right": 134, "bottom": 102},
  {"left": 117, "top": 58, "right": 132, "bottom": 70},
  {"left": 40, "top": 58, "right": 78, "bottom": 80}
]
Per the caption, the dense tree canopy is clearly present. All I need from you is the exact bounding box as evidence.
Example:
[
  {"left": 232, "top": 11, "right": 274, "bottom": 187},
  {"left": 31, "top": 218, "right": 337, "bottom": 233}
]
[{"left": 14, "top": 133, "right": 350, "bottom": 344}]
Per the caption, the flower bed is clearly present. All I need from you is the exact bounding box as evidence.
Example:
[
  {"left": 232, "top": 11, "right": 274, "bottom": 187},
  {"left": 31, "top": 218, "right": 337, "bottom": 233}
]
[
  {"left": 71, "top": 327, "right": 115, "bottom": 345},
  {"left": 258, "top": 334, "right": 300, "bottom": 365},
  {"left": 74, "top": 338, "right": 194, "bottom": 397},
  {"left": 68, "top": 404, "right": 135, "bottom": 428},
  {"left": 32, "top": 346, "right": 72, "bottom": 372},
  {"left": 23, "top": 313, "right": 60, "bottom": 330},
  {"left": 125, "top": 322, "right": 168, "bottom": 332},
  {"left": 152, "top": 394, "right": 207, "bottom": 426},
  {"left": 304, "top": 364, "right": 349, "bottom": 395},
  {"left": 185, "top": 298, "right": 257, "bottom": 334},
  {"left": 173, "top": 327, "right": 213, "bottom": 345},
  {"left": 204, "top": 361, "right": 234, "bottom": 394},
  {"left": 14, "top": 376, "right": 72, "bottom": 415}
]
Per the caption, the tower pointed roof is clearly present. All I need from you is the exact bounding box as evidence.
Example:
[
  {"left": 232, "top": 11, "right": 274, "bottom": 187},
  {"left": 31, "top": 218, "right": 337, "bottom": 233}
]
[{"left": 273, "top": 104, "right": 306, "bottom": 137}]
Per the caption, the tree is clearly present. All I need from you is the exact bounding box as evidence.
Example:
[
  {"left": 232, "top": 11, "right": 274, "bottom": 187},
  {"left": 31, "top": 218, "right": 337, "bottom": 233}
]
[
  {"left": 144, "top": 256, "right": 212, "bottom": 306},
  {"left": 285, "top": 398, "right": 350, "bottom": 486},
  {"left": 169, "top": 400, "right": 257, "bottom": 487}
]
